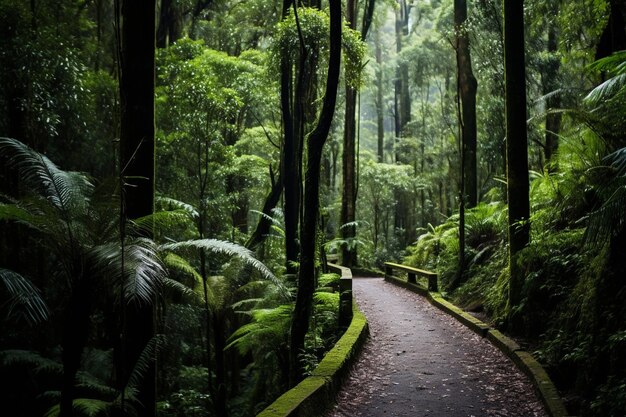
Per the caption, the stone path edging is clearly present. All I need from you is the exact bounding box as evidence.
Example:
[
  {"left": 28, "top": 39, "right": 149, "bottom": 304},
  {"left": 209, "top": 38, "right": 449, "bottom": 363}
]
[
  {"left": 256, "top": 301, "right": 369, "bottom": 417},
  {"left": 384, "top": 274, "right": 573, "bottom": 417}
]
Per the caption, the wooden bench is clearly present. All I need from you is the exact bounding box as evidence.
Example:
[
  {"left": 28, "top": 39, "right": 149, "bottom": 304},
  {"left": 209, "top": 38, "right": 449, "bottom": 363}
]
[{"left": 384, "top": 262, "right": 438, "bottom": 292}]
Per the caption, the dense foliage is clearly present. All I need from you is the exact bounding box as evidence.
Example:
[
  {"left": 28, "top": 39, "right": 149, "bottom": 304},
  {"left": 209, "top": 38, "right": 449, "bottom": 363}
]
[{"left": 1, "top": 0, "right": 625, "bottom": 416}]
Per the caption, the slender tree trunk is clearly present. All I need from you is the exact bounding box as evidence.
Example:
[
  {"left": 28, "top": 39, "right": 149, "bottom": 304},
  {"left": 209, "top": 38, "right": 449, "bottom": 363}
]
[
  {"left": 59, "top": 280, "right": 91, "bottom": 417},
  {"left": 246, "top": 171, "right": 283, "bottom": 250},
  {"left": 543, "top": 23, "right": 561, "bottom": 168},
  {"left": 393, "top": 0, "right": 414, "bottom": 247},
  {"left": 455, "top": 0, "right": 478, "bottom": 208},
  {"left": 503, "top": 0, "right": 530, "bottom": 323},
  {"left": 289, "top": 0, "right": 341, "bottom": 385},
  {"left": 119, "top": 0, "right": 156, "bottom": 415},
  {"left": 280, "top": 0, "right": 300, "bottom": 275},
  {"left": 341, "top": 0, "right": 357, "bottom": 268},
  {"left": 375, "top": 27, "right": 384, "bottom": 163}
]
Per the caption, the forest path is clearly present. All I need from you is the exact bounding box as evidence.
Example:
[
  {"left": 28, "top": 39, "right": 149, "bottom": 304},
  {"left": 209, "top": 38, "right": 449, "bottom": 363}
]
[{"left": 325, "top": 278, "right": 547, "bottom": 417}]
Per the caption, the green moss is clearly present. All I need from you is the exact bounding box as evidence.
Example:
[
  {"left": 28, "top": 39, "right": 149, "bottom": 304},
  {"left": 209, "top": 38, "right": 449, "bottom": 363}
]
[{"left": 256, "top": 300, "right": 369, "bottom": 417}]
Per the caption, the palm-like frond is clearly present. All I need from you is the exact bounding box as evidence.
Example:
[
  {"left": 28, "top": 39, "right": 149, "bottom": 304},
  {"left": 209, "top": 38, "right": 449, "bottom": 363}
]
[
  {"left": 585, "top": 51, "right": 626, "bottom": 107},
  {"left": 0, "top": 268, "right": 49, "bottom": 324},
  {"left": 584, "top": 73, "right": 626, "bottom": 105},
  {"left": 89, "top": 239, "right": 166, "bottom": 305},
  {"left": 160, "top": 239, "right": 287, "bottom": 298},
  {"left": 0, "top": 137, "right": 94, "bottom": 216}
]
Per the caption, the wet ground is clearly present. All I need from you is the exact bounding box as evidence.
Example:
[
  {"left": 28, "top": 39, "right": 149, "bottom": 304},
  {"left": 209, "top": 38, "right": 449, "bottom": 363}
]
[{"left": 325, "top": 278, "right": 547, "bottom": 417}]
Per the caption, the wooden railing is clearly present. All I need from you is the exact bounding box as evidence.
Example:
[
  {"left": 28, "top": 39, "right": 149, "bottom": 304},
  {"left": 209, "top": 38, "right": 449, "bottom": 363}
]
[{"left": 384, "top": 262, "right": 438, "bottom": 292}]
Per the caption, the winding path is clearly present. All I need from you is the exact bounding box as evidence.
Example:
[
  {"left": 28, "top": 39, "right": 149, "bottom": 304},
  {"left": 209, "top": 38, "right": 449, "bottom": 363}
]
[{"left": 326, "top": 278, "right": 548, "bottom": 417}]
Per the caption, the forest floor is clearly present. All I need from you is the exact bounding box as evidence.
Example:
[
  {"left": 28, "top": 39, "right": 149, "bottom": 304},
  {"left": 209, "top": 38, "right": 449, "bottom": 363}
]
[{"left": 325, "top": 278, "right": 547, "bottom": 417}]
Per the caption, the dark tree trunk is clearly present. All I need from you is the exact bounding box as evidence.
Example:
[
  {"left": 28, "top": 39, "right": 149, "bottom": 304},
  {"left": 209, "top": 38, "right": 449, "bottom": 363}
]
[
  {"left": 59, "top": 280, "right": 92, "bottom": 417},
  {"left": 281, "top": 0, "right": 302, "bottom": 275},
  {"left": 340, "top": 0, "right": 377, "bottom": 267},
  {"left": 212, "top": 312, "right": 227, "bottom": 417},
  {"left": 503, "top": 0, "right": 530, "bottom": 322},
  {"left": 341, "top": 0, "right": 358, "bottom": 268},
  {"left": 156, "top": 0, "right": 181, "bottom": 48},
  {"left": 119, "top": 0, "right": 156, "bottom": 415},
  {"left": 455, "top": 0, "right": 478, "bottom": 208},
  {"left": 246, "top": 171, "right": 283, "bottom": 250},
  {"left": 375, "top": 27, "right": 384, "bottom": 163},
  {"left": 393, "top": 0, "right": 415, "bottom": 247},
  {"left": 543, "top": 23, "right": 561, "bottom": 168},
  {"left": 289, "top": 0, "right": 341, "bottom": 385}
]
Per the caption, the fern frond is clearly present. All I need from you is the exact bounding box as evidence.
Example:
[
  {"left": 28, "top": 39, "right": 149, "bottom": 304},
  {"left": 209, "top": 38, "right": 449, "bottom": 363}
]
[
  {"left": 45, "top": 398, "right": 110, "bottom": 417},
  {"left": 339, "top": 220, "right": 370, "bottom": 230},
  {"left": 605, "top": 147, "right": 626, "bottom": 177},
  {"left": 123, "top": 240, "right": 166, "bottom": 305},
  {"left": 155, "top": 196, "right": 199, "bottom": 218},
  {"left": 0, "top": 268, "right": 49, "bottom": 324},
  {"left": 129, "top": 209, "right": 194, "bottom": 236},
  {"left": 0, "top": 349, "right": 61, "bottom": 374},
  {"left": 584, "top": 73, "right": 626, "bottom": 105},
  {"left": 162, "top": 253, "right": 202, "bottom": 285},
  {"left": 225, "top": 305, "right": 292, "bottom": 355},
  {"left": 160, "top": 239, "right": 287, "bottom": 297},
  {"left": 126, "top": 334, "right": 165, "bottom": 391},
  {"left": 584, "top": 185, "right": 626, "bottom": 247},
  {"left": 250, "top": 209, "right": 283, "bottom": 227},
  {"left": 0, "top": 137, "right": 93, "bottom": 216}
]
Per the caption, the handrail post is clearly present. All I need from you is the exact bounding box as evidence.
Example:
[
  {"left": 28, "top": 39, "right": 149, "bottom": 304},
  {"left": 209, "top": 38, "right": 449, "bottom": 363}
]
[
  {"left": 339, "top": 276, "right": 353, "bottom": 329},
  {"left": 407, "top": 272, "right": 416, "bottom": 284}
]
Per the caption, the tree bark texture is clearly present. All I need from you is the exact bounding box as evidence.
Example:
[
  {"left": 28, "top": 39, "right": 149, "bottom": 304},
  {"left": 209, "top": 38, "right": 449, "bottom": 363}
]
[
  {"left": 289, "top": 0, "right": 341, "bottom": 386},
  {"left": 455, "top": 0, "right": 478, "bottom": 208},
  {"left": 503, "top": 0, "right": 530, "bottom": 315},
  {"left": 119, "top": 1, "right": 156, "bottom": 415}
]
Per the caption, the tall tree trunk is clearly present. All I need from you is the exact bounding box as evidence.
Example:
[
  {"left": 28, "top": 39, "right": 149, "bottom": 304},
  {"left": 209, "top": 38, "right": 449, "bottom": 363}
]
[
  {"left": 289, "top": 0, "right": 341, "bottom": 386},
  {"left": 393, "top": 0, "right": 414, "bottom": 247},
  {"left": 340, "top": 0, "right": 377, "bottom": 267},
  {"left": 119, "top": 0, "right": 156, "bottom": 415},
  {"left": 341, "top": 0, "right": 358, "bottom": 268},
  {"left": 503, "top": 0, "right": 530, "bottom": 325},
  {"left": 455, "top": 0, "right": 478, "bottom": 208},
  {"left": 375, "top": 26, "right": 384, "bottom": 163},
  {"left": 280, "top": 0, "right": 300, "bottom": 275},
  {"left": 543, "top": 22, "right": 561, "bottom": 168}
]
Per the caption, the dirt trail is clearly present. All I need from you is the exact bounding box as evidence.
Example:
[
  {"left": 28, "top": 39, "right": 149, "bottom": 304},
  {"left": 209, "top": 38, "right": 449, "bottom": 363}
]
[{"left": 326, "top": 278, "right": 547, "bottom": 417}]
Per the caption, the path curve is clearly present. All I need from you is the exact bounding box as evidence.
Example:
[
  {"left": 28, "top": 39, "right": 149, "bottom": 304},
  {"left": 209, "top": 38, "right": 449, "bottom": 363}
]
[{"left": 326, "top": 278, "right": 547, "bottom": 417}]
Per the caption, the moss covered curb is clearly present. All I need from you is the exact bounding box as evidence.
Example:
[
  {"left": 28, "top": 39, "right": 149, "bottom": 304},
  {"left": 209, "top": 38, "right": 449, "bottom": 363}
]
[
  {"left": 256, "top": 302, "right": 369, "bottom": 417},
  {"left": 384, "top": 274, "right": 572, "bottom": 417}
]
